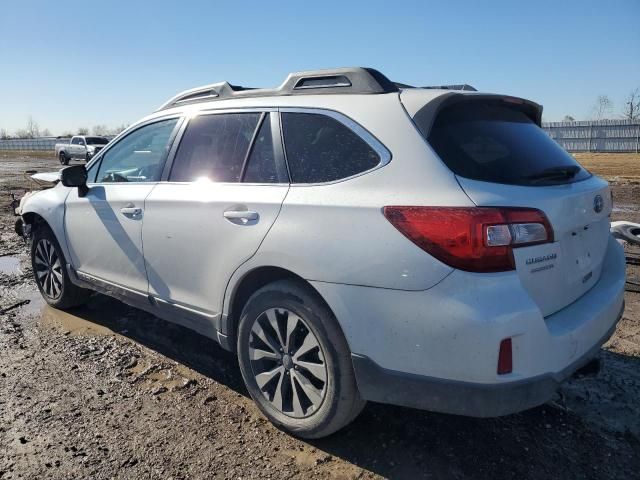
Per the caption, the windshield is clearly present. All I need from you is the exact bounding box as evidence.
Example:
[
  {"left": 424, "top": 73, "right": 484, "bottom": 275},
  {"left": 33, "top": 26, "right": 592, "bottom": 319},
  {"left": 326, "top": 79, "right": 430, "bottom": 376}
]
[
  {"left": 424, "top": 100, "right": 591, "bottom": 186},
  {"left": 86, "top": 137, "right": 109, "bottom": 145}
]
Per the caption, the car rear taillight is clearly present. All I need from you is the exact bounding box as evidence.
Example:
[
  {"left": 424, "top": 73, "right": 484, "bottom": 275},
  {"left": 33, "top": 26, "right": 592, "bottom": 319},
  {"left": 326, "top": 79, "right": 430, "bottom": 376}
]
[{"left": 383, "top": 207, "right": 553, "bottom": 273}]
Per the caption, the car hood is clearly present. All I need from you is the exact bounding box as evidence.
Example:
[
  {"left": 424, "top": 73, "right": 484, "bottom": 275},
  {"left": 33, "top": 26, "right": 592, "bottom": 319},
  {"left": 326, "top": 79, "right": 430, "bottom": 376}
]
[{"left": 31, "top": 171, "right": 61, "bottom": 184}]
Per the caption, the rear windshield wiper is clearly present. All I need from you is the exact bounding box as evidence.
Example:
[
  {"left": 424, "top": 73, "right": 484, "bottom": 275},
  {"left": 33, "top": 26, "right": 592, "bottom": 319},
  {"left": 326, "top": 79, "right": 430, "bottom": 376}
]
[{"left": 524, "top": 165, "right": 581, "bottom": 182}]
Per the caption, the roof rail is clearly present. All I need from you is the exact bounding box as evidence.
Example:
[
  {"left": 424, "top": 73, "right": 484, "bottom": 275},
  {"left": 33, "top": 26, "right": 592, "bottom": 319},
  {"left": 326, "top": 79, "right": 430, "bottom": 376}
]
[
  {"left": 157, "top": 67, "right": 399, "bottom": 111},
  {"left": 421, "top": 84, "right": 477, "bottom": 92}
]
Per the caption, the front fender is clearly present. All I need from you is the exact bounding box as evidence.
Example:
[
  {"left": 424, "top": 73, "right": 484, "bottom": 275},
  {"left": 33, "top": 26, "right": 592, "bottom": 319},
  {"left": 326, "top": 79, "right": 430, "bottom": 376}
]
[{"left": 22, "top": 184, "right": 72, "bottom": 265}]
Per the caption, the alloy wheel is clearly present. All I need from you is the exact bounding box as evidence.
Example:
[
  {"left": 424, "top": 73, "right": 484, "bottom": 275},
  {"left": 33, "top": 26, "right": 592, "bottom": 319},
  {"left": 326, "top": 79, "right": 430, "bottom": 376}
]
[
  {"left": 248, "top": 308, "right": 328, "bottom": 418},
  {"left": 34, "top": 238, "right": 63, "bottom": 299}
]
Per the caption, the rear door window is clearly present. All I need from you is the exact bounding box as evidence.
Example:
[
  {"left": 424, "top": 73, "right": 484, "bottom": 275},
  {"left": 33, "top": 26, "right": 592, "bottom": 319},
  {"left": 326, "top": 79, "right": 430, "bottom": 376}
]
[
  {"left": 424, "top": 100, "right": 590, "bottom": 186},
  {"left": 281, "top": 112, "right": 381, "bottom": 183},
  {"left": 170, "top": 113, "right": 260, "bottom": 182}
]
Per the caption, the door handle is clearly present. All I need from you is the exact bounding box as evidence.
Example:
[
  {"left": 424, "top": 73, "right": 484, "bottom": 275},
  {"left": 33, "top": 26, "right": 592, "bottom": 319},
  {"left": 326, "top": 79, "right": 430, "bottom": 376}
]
[
  {"left": 120, "top": 206, "right": 142, "bottom": 216},
  {"left": 223, "top": 210, "right": 259, "bottom": 222}
]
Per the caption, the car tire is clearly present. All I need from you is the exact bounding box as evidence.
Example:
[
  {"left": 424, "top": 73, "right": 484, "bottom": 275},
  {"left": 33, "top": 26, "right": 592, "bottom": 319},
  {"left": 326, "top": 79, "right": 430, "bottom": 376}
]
[
  {"left": 237, "top": 279, "right": 365, "bottom": 439},
  {"left": 59, "top": 152, "right": 69, "bottom": 165},
  {"left": 31, "top": 225, "right": 91, "bottom": 309},
  {"left": 85, "top": 153, "right": 91, "bottom": 162}
]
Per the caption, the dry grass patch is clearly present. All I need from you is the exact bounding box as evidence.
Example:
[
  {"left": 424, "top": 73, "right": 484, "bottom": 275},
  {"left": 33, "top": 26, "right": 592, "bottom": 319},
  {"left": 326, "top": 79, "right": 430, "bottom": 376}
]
[{"left": 573, "top": 153, "right": 640, "bottom": 182}]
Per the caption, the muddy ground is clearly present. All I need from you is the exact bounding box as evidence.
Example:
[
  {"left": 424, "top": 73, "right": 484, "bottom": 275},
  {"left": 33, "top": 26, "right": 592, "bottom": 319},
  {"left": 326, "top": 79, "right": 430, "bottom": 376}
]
[{"left": 1, "top": 153, "right": 639, "bottom": 479}]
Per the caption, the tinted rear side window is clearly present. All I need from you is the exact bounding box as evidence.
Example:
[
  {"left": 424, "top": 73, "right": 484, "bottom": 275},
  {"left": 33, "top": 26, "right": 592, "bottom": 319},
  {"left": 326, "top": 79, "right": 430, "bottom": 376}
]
[
  {"left": 171, "top": 113, "right": 260, "bottom": 182},
  {"left": 282, "top": 112, "right": 380, "bottom": 183},
  {"left": 425, "top": 101, "right": 590, "bottom": 186}
]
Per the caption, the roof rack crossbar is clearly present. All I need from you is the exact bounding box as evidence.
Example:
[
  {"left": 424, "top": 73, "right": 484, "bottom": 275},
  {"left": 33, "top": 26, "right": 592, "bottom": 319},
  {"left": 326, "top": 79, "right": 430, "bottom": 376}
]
[{"left": 157, "top": 67, "right": 399, "bottom": 111}]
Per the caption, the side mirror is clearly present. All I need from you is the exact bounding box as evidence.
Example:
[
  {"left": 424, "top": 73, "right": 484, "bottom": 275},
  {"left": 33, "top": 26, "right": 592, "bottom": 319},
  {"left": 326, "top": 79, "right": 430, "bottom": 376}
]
[{"left": 61, "top": 165, "right": 89, "bottom": 197}]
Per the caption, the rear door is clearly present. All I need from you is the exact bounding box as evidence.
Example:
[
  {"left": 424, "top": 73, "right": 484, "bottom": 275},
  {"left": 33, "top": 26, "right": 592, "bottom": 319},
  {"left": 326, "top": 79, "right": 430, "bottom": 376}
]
[
  {"left": 420, "top": 97, "right": 612, "bottom": 316},
  {"left": 142, "top": 110, "right": 289, "bottom": 326}
]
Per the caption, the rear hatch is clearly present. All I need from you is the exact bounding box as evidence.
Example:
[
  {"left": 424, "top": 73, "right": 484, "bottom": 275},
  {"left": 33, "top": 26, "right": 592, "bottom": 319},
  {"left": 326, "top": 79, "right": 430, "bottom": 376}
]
[{"left": 414, "top": 95, "right": 612, "bottom": 317}]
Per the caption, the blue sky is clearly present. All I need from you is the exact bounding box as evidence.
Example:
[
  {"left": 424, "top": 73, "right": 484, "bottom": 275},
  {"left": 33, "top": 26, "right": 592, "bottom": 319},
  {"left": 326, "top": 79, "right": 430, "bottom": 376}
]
[{"left": 1, "top": 0, "right": 639, "bottom": 134}]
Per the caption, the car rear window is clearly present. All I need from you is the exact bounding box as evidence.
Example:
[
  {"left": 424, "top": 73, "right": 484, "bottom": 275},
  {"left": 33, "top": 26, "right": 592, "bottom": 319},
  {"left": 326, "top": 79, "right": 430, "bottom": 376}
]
[
  {"left": 282, "top": 112, "right": 381, "bottom": 183},
  {"left": 424, "top": 100, "right": 590, "bottom": 186},
  {"left": 86, "top": 137, "right": 109, "bottom": 145}
]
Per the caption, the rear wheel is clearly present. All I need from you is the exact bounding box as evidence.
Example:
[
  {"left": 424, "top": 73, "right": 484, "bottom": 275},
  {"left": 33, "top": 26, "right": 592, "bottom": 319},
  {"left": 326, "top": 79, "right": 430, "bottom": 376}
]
[
  {"left": 59, "top": 152, "right": 69, "bottom": 165},
  {"left": 31, "top": 226, "right": 90, "bottom": 309},
  {"left": 237, "top": 280, "right": 365, "bottom": 438}
]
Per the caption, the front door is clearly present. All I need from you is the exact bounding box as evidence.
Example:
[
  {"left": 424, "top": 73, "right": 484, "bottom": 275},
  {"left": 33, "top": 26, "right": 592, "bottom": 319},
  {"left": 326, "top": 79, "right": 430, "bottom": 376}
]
[
  {"left": 142, "top": 111, "right": 289, "bottom": 327},
  {"left": 64, "top": 117, "right": 182, "bottom": 293},
  {"left": 69, "top": 137, "right": 82, "bottom": 159}
]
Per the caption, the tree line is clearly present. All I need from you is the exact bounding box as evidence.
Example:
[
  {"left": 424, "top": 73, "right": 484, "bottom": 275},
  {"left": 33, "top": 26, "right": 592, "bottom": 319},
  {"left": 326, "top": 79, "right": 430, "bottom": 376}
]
[
  {"left": 0, "top": 117, "right": 129, "bottom": 140},
  {"left": 3, "top": 88, "right": 639, "bottom": 137},
  {"left": 561, "top": 88, "right": 640, "bottom": 122}
]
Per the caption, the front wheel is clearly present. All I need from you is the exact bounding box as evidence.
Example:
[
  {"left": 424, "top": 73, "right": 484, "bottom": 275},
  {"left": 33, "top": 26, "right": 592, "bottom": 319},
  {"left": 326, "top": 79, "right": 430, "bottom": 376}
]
[
  {"left": 237, "top": 280, "right": 365, "bottom": 439},
  {"left": 59, "top": 152, "right": 69, "bottom": 165},
  {"left": 31, "top": 226, "right": 91, "bottom": 309}
]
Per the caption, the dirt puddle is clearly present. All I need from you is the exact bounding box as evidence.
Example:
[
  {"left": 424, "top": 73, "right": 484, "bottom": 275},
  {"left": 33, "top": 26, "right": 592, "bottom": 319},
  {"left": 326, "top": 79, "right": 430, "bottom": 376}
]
[
  {"left": 18, "top": 289, "right": 46, "bottom": 314},
  {"left": 40, "top": 304, "right": 115, "bottom": 337},
  {"left": 0, "top": 255, "right": 22, "bottom": 274}
]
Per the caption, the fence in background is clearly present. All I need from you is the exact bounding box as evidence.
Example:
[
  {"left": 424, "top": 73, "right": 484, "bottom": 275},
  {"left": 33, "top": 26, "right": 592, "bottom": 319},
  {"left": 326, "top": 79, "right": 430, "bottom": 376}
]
[
  {"left": 542, "top": 119, "right": 640, "bottom": 153},
  {"left": 0, "top": 137, "right": 69, "bottom": 151},
  {"left": 0, "top": 136, "right": 116, "bottom": 151},
  {"left": 1, "top": 121, "right": 639, "bottom": 153}
]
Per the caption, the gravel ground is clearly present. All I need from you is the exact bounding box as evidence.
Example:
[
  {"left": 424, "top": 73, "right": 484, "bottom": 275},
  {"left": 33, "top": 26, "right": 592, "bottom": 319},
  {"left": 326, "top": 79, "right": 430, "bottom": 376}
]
[{"left": 1, "top": 153, "right": 639, "bottom": 479}]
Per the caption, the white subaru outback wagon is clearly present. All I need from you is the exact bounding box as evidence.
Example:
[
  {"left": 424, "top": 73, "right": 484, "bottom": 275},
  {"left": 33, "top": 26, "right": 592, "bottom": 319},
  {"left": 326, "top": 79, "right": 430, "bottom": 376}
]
[{"left": 21, "top": 68, "right": 626, "bottom": 438}]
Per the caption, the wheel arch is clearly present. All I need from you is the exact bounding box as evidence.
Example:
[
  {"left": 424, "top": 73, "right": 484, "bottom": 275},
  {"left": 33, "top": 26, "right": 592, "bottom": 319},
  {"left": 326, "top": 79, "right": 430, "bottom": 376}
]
[
  {"left": 22, "top": 211, "right": 49, "bottom": 230},
  {"left": 221, "top": 265, "right": 344, "bottom": 354},
  {"left": 22, "top": 210, "right": 71, "bottom": 265},
  {"left": 21, "top": 187, "right": 73, "bottom": 269}
]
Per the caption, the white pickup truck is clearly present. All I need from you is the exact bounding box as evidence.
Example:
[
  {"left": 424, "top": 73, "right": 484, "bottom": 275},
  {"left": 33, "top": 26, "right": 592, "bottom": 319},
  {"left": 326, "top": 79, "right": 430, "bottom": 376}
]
[{"left": 54, "top": 136, "right": 109, "bottom": 165}]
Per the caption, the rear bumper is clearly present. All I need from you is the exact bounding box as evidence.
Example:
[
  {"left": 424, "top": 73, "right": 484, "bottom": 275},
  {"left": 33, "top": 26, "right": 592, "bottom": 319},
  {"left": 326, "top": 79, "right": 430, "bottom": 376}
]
[
  {"left": 351, "top": 303, "right": 622, "bottom": 417},
  {"left": 311, "top": 235, "right": 626, "bottom": 416}
]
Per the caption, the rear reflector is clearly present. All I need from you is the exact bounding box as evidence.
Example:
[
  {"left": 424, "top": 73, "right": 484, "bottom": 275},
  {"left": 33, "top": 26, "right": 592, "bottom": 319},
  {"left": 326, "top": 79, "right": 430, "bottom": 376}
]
[
  {"left": 383, "top": 206, "right": 553, "bottom": 272},
  {"left": 497, "top": 338, "right": 513, "bottom": 375}
]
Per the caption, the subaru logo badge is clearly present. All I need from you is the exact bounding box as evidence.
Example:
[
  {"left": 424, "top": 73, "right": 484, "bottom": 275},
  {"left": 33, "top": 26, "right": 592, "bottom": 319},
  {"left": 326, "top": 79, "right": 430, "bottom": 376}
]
[{"left": 593, "top": 195, "right": 603, "bottom": 213}]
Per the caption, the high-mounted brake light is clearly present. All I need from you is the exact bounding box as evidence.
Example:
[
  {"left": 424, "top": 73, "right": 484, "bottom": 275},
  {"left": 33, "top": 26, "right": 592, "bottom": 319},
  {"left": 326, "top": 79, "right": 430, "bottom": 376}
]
[
  {"left": 383, "top": 207, "right": 554, "bottom": 273},
  {"left": 502, "top": 96, "right": 524, "bottom": 105}
]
